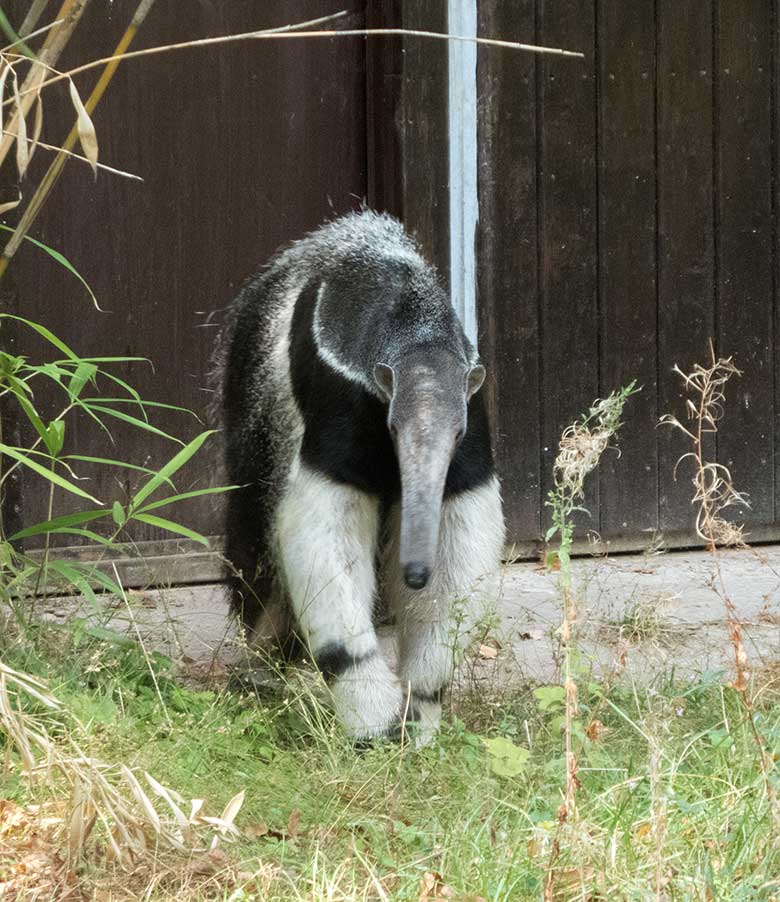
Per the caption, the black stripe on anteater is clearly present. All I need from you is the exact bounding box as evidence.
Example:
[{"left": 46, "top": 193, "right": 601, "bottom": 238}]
[
  {"left": 412, "top": 687, "right": 444, "bottom": 705},
  {"left": 315, "top": 642, "right": 376, "bottom": 681}
]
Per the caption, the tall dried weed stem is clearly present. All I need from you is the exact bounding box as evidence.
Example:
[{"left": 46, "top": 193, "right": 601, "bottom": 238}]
[
  {"left": 661, "top": 345, "right": 777, "bottom": 819},
  {"left": 543, "top": 383, "right": 637, "bottom": 900}
]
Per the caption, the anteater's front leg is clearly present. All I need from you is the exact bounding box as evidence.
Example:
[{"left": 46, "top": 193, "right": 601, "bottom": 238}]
[
  {"left": 276, "top": 462, "right": 402, "bottom": 740},
  {"left": 385, "top": 476, "right": 505, "bottom": 745}
]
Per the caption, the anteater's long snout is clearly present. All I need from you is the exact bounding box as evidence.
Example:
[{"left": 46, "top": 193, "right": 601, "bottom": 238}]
[
  {"left": 404, "top": 561, "right": 430, "bottom": 590},
  {"left": 396, "top": 431, "right": 451, "bottom": 591}
]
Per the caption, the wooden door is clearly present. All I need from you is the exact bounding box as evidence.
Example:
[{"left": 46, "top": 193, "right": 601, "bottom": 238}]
[
  {"left": 3, "top": 1, "right": 368, "bottom": 581},
  {"left": 475, "top": 0, "right": 778, "bottom": 554}
]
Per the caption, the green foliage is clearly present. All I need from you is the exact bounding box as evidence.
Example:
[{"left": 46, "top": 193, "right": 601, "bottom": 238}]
[
  {"left": 533, "top": 685, "right": 566, "bottom": 711},
  {"left": 0, "top": 226, "right": 100, "bottom": 308},
  {"left": 482, "top": 735, "right": 530, "bottom": 777},
  {"left": 3, "top": 624, "right": 780, "bottom": 900},
  {"left": 0, "top": 312, "right": 235, "bottom": 611}
]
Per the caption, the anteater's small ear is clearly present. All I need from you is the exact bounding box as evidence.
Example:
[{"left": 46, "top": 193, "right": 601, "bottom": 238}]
[
  {"left": 373, "top": 363, "right": 395, "bottom": 401},
  {"left": 466, "top": 364, "right": 486, "bottom": 400}
]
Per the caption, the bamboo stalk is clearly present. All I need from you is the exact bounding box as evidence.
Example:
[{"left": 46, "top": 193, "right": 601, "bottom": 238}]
[
  {"left": 19, "top": 0, "right": 51, "bottom": 39},
  {"left": 0, "top": 0, "right": 156, "bottom": 276},
  {"left": 0, "top": 0, "right": 90, "bottom": 169}
]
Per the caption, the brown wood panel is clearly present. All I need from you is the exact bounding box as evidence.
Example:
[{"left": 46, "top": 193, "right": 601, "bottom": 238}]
[
  {"left": 0, "top": 142, "right": 22, "bottom": 543},
  {"left": 399, "top": 0, "right": 450, "bottom": 283},
  {"left": 538, "top": 0, "right": 599, "bottom": 538},
  {"left": 596, "top": 0, "right": 658, "bottom": 540},
  {"left": 366, "top": 0, "right": 403, "bottom": 219},
  {"left": 475, "top": 0, "right": 779, "bottom": 551},
  {"left": 656, "top": 0, "right": 716, "bottom": 532},
  {"left": 715, "top": 0, "right": 774, "bottom": 526},
  {"left": 8, "top": 0, "right": 780, "bottom": 563},
  {"left": 775, "top": 0, "right": 780, "bottom": 524},
  {"left": 7, "top": 1, "right": 367, "bottom": 547},
  {"left": 476, "top": 0, "right": 541, "bottom": 545}
]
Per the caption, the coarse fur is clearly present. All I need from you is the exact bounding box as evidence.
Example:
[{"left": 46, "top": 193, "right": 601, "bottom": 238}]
[{"left": 217, "top": 210, "right": 505, "bottom": 742}]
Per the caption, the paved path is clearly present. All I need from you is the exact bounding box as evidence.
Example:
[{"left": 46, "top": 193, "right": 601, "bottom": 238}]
[{"left": 39, "top": 546, "right": 780, "bottom": 688}]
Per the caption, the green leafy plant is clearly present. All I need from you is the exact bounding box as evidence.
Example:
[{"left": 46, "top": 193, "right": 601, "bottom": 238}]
[
  {"left": 0, "top": 312, "right": 234, "bottom": 618},
  {"left": 483, "top": 734, "right": 530, "bottom": 777}
]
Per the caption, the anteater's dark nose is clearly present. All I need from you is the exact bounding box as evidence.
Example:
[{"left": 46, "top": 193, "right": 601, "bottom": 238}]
[{"left": 404, "top": 562, "right": 430, "bottom": 590}]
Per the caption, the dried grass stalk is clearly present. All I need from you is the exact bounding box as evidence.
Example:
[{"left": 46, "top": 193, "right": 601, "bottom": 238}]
[
  {"left": 543, "top": 384, "right": 636, "bottom": 899},
  {"left": 660, "top": 344, "right": 776, "bottom": 819},
  {"left": 0, "top": 0, "right": 91, "bottom": 170},
  {"left": 0, "top": 657, "right": 246, "bottom": 869},
  {"left": 659, "top": 348, "right": 748, "bottom": 548}
]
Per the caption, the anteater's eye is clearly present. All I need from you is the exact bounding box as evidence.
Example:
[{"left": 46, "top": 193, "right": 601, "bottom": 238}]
[
  {"left": 455, "top": 429, "right": 465, "bottom": 446},
  {"left": 390, "top": 424, "right": 398, "bottom": 439}
]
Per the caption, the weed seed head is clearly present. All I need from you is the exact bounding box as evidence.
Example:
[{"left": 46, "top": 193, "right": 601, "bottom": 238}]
[
  {"left": 660, "top": 348, "right": 749, "bottom": 548},
  {"left": 552, "top": 384, "right": 638, "bottom": 505}
]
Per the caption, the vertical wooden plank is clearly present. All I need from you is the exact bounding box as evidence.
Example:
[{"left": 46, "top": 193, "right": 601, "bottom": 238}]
[
  {"left": 538, "top": 0, "right": 599, "bottom": 536},
  {"left": 658, "top": 0, "right": 774, "bottom": 540},
  {"left": 715, "top": 0, "right": 774, "bottom": 526},
  {"left": 475, "top": 0, "right": 541, "bottom": 545},
  {"left": 596, "top": 1, "right": 658, "bottom": 539},
  {"left": 9, "top": 1, "right": 368, "bottom": 548},
  {"left": 0, "top": 92, "right": 23, "bottom": 543},
  {"left": 775, "top": 0, "right": 780, "bottom": 526},
  {"left": 400, "top": 0, "right": 450, "bottom": 283},
  {"left": 656, "top": 1, "right": 715, "bottom": 532},
  {"left": 0, "top": 279, "right": 23, "bottom": 544},
  {"left": 366, "top": 0, "right": 403, "bottom": 218}
]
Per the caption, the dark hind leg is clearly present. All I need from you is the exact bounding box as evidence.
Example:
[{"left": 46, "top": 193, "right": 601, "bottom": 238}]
[{"left": 224, "top": 485, "right": 294, "bottom": 656}]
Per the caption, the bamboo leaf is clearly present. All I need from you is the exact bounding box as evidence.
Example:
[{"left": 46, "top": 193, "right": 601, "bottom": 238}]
[
  {"left": 0, "top": 231, "right": 100, "bottom": 310},
  {"left": 0, "top": 313, "right": 79, "bottom": 359},
  {"left": 77, "top": 565, "right": 124, "bottom": 597},
  {"left": 0, "top": 9, "right": 35, "bottom": 59},
  {"left": 65, "top": 455, "right": 171, "bottom": 486},
  {"left": 81, "top": 624, "right": 135, "bottom": 646},
  {"left": 45, "top": 419, "right": 65, "bottom": 455},
  {"left": 0, "top": 443, "right": 100, "bottom": 502},
  {"left": 62, "top": 356, "right": 148, "bottom": 365},
  {"left": 136, "top": 484, "right": 238, "bottom": 514},
  {"left": 130, "top": 430, "right": 215, "bottom": 510},
  {"left": 0, "top": 193, "right": 20, "bottom": 213},
  {"left": 68, "top": 78, "right": 98, "bottom": 175},
  {"left": 81, "top": 396, "right": 193, "bottom": 414},
  {"left": 8, "top": 509, "right": 111, "bottom": 541},
  {"left": 67, "top": 362, "right": 98, "bottom": 399},
  {"left": 29, "top": 89, "right": 43, "bottom": 163},
  {"left": 9, "top": 387, "right": 47, "bottom": 441},
  {"left": 144, "top": 773, "right": 188, "bottom": 829},
  {"left": 121, "top": 766, "right": 161, "bottom": 832},
  {"left": 131, "top": 513, "right": 210, "bottom": 547},
  {"left": 47, "top": 560, "right": 97, "bottom": 607},
  {"left": 0, "top": 59, "right": 12, "bottom": 140},
  {"left": 42, "top": 527, "right": 114, "bottom": 545},
  {"left": 219, "top": 790, "right": 245, "bottom": 829},
  {"left": 85, "top": 405, "right": 183, "bottom": 444},
  {"left": 12, "top": 70, "right": 28, "bottom": 179}
]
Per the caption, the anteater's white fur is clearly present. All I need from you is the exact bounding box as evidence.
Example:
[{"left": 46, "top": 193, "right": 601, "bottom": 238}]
[
  {"left": 275, "top": 460, "right": 404, "bottom": 737},
  {"left": 382, "top": 475, "right": 505, "bottom": 743}
]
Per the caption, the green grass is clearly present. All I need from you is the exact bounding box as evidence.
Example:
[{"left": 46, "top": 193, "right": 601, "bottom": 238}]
[{"left": 2, "top": 623, "right": 780, "bottom": 901}]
